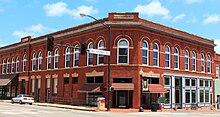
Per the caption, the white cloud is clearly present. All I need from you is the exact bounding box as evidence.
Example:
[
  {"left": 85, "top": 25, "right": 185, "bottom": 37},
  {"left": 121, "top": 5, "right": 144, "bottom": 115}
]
[
  {"left": 133, "top": 0, "right": 170, "bottom": 19},
  {"left": 44, "top": 2, "right": 98, "bottom": 18},
  {"left": 13, "top": 24, "right": 56, "bottom": 38},
  {"left": 185, "top": 0, "right": 203, "bottom": 4},
  {"left": 12, "top": 31, "right": 34, "bottom": 39},
  {"left": 203, "top": 14, "right": 220, "bottom": 24},
  {"left": 172, "top": 14, "right": 186, "bottom": 22},
  {"left": 215, "top": 40, "right": 220, "bottom": 53}
]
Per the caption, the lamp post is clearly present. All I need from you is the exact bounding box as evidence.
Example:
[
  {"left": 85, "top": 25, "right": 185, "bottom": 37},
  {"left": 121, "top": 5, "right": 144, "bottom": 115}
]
[{"left": 80, "top": 13, "right": 111, "bottom": 111}]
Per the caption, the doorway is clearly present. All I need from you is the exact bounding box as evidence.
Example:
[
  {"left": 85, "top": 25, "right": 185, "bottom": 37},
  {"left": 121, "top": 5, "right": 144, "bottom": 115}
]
[{"left": 113, "top": 90, "right": 133, "bottom": 108}]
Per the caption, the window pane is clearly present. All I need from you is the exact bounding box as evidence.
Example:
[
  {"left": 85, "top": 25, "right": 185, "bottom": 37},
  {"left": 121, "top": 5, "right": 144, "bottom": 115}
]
[
  {"left": 200, "top": 80, "right": 203, "bottom": 87},
  {"left": 87, "top": 77, "right": 94, "bottom": 83},
  {"left": 192, "top": 90, "right": 196, "bottom": 103},
  {"left": 192, "top": 79, "right": 196, "bottom": 86},
  {"left": 164, "top": 90, "right": 170, "bottom": 104},
  {"left": 205, "top": 90, "right": 209, "bottom": 102},
  {"left": 119, "top": 48, "right": 128, "bottom": 55},
  {"left": 95, "top": 77, "right": 103, "bottom": 83},
  {"left": 200, "top": 90, "right": 204, "bottom": 102},
  {"left": 164, "top": 77, "right": 170, "bottom": 85},
  {"left": 119, "top": 56, "right": 127, "bottom": 63},
  {"left": 185, "top": 79, "right": 190, "bottom": 86},
  {"left": 186, "top": 90, "right": 190, "bottom": 103}
]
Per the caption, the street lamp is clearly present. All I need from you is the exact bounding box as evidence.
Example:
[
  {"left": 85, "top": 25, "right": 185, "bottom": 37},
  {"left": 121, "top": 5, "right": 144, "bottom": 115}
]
[{"left": 80, "top": 13, "right": 111, "bottom": 111}]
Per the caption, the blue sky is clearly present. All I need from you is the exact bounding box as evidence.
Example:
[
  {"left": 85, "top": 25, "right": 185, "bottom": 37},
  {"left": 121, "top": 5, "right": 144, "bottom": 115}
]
[{"left": 1, "top": 0, "right": 220, "bottom": 52}]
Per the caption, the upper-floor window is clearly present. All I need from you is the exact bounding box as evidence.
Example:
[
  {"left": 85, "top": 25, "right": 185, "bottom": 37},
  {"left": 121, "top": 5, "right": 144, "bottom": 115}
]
[
  {"left": 2, "top": 59, "right": 5, "bottom": 74},
  {"left": 38, "top": 52, "right": 42, "bottom": 70},
  {"left": 165, "top": 45, "right": 170, "bottom": 68},
  {"left": 54, "top": 49, "right": 59, "bottom": 69},
  {"left": 73, "top": 46, "right": 79, "bottom": 67},
  {"left": 23, "top": 55, "right": 26, "bottom": 72},
  {"left": 185, "top": 50, "right": 189, "bottom": 71},
  {"left": 6, "top": 59, "right": 10, "bottom": 73},
  {"left": 87, "top": 43, "right": 94, "bottom": 65},
  {"left": 216, "top": 65, "right": 219, "bottom": 78},
  {"left": 11, "top": 58, "right": 15, "bottom": 73},
  {"left": 117, "top": 39, "right": 129, "bottom": 64},
  {"left": 16, "top": 57, "right": 19, "bottom": 72},
  {"left": 207, "top": 55, "right": 211, "bottom": 73},
  {"left": 153, "top": 43, "right": 159, "bottom": 66},
  {"left": 201, "top": 53, "right": 205, "bottom": 72},
  {"left": 142, "top": 41, "right": 149, "bottom": 65},
  {"left": 97, "top": 40, "right": 104, "bottom": 65},
  {"left": 32, "top": 53, "right": 36, "bottom": 71},
  {"left": 192, "top": 51, "right": 196, "bottom": 72},
  {"left": 47, "top": 51, "right": 52, "bottom": 70},
  {"left": 174, "top": 48, "right": 179, "bottom": 69},
  {"left": 65, "top": 47, "right": 71, "bottom": 68}
]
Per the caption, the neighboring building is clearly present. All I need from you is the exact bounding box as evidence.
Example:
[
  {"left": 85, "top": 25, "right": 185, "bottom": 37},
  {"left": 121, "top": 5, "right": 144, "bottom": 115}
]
[
  {"left": 214, "top": 54, "right": 220, "bottom": 109},
  {"left": 0, "top": 12, "right": 217, "bottom": 109}
]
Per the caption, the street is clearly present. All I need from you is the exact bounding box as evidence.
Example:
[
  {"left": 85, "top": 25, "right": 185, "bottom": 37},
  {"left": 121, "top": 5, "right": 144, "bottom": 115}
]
[{"left": 0, "top": 102, "right": 220, "bottom": 117}]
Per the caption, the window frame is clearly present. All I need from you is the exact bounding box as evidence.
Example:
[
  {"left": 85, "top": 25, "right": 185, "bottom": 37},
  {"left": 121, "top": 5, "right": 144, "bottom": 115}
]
[
  {"left": 165, "top": 45, "right": 170, "bottom": 68},
  {"left": 153, "top": 43, "right": 159, "bottom": 67},
  {"left": 54, "top": 49, "right": 59, "bottom": 69},
  {"left": 184, "top": 50, "right": 189, "bottom": 71},
  {"left": 192, "top": 51, "right": 196, "bottom": 72},
  {"left": 97, "top": 40, "right": 104, "bottom": 65},
  {"left": 73, "top": 46, "right": 79, "bottom": 67},
  {"left": 87, "top": 42, "right": 94, "bottom": 66},
  {"left": 207, "top": 55, "right": 211, "bottom": 74},
  {"left": 23, "top": 55, "right": 26, "bottom": 72},
  {"left": 38, "top": 52, "right": 42, "bottom": 71},
  {"left": 201, "top": 53, "right": 205, "bottom": 73},
  {"left": 11, "top": 58, "right": 15, "bottom": 73},
  {"left": 32, "top": 53, "right": 36, "bottom": 71},
  {"left": 65, "top": 47, "right": 71, "bottom": 68},
  {"left": 117, "top": 39, "right": 129, "bottom": 64},
  {"left": 142, "top": 40, "right": 149, "bottom": 65},
  {"left": 47, "top": 51, "right": 52, "bottom": 70}
]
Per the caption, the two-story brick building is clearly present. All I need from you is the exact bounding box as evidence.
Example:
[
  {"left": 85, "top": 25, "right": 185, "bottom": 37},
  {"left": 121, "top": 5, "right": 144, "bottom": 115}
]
[{"left": 0, "top": 12, "right": 217, "bottom": 110}]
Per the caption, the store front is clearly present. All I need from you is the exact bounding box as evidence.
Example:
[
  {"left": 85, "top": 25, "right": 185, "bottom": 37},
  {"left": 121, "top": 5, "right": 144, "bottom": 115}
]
[{"left": 0, "top": 74, "right": 18, "bottom": 99}]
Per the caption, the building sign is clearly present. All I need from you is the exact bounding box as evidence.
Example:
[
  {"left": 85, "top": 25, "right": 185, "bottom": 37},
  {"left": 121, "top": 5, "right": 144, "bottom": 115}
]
[
  {"left": 113, "top": 14, "right": 134, "bottom": 19},
  {"left": 142, "top": 79, "right": 149, "bottom": 91}
]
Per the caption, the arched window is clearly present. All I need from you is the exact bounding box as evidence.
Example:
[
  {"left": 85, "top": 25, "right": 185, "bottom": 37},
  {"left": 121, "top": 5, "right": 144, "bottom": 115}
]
[
  {"left": 23, "top": 55, "right": 27, "bottom": 72},
  {"left": 185, "top": 50, "right": 189, "bottom": 71},
  {"left": 165, "top": 45, "right": 170, "bottom": 68},
  {"left": 16, "top": 57, "right": 19, "bottom": 72},
  {"left": 117, "top": 39, "right": 129, "bottom": 64},
  {"left": 54, "top": 49, "right": 59, "bottom": 69},
  {"left": 38, "top": 52, "right": 42, "bottom": 70},
  {"left": 142, "top": 41, "right": 148, "bottom": 65},
  {"left": 11, "top": 58, "right": 15, "bottom": 73},
  {"left": 97, "top": 40, "right": 104, "bottom": 65},
  {"left": 2, "top": 59, "right": 5, "bottom": 74},
  {"left": 87, "top": 43, "right": 94, "bottom": 65},
  {"left": 153, "top": 43, "right": 159, "bottom": 66},
  {"left": 6, "top": 59, "right": 9, "bottom": 73},
  {"left": 174, "top": 48, "right": 179, "bottom": 69},
  {"left": 192, "top": 51, "right": 196, "bottom": 71},
  {"left": 65, "top": 47, "right": 71, "bottom": 68},
  {"left": 207, "top": 55, "right": 211, "bottom": 73},
  {"left": 47, "top": 51, "right": 52, "bottom": 69},
  {"left": 32, "top": 53, "right": 36, "bottom": 71},
  {"left": 73, "top": 46, "right": 79, "bottom": 67},
  {"left": 201, "top": 53, "right": 205, "bottom": 72}
]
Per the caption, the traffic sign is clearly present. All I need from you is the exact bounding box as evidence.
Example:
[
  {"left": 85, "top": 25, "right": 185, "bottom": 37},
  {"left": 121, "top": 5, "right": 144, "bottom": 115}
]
[{"left": 88, "top": 49, "right": 110, "bottom": 56}]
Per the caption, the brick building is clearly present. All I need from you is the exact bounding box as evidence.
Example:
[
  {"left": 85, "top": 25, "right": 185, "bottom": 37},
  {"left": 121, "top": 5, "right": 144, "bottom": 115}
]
[{"left": 0, "top": 12, "right": 218, "bottom": 109}]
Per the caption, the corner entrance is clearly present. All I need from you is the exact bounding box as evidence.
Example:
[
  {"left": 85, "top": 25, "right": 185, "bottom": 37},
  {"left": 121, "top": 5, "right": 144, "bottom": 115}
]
[{"left": 113, "top": 90, "right": 133, "bottom": 108}]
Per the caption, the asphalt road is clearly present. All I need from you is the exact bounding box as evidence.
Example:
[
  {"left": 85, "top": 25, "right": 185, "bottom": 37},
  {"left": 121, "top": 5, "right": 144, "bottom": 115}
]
[{"left": 0, "top": 102, "right": 220, "bottom": 117}]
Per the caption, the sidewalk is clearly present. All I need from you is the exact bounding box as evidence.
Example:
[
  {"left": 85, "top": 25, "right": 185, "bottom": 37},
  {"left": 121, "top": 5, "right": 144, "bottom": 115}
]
[{"left": 1, "top": 100, "right": 220, "bottom": 113}]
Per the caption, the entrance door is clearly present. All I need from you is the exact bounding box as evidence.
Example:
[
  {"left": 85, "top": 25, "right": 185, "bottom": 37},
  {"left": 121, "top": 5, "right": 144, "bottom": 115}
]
[
  {"left": 217, "top": 95, "right": 220, "bottom": 109},
  {"left": 36, "top": 88, "right": 40, "bottom": 102},
  {"left": 118, "top": 91, "right": 126, "bottom": 108},
  {"left": 45, "top": 89, "right": 50, "bottom": 102}
]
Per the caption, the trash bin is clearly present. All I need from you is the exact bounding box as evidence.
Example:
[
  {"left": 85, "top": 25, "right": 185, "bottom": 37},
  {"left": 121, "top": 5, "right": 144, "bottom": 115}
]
[
  {"left": 151, "top": 102, "right": 158, "bottom": 112},
  {"left": 97, "top": 97, "right": 105, "bottom": 111}
]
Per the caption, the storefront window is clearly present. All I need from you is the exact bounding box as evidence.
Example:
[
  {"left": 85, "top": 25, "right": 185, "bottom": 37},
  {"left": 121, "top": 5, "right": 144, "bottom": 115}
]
[
  {"left": 191, "top": 79, "right": 196, "bottom": 86},
  {"left": 186, "top": 90, "right": 190, "bottom": 103},
  {"left": 205, "top": 81, "right": 209, "bottom": 87},
  {"left": 164, "top": 77, "right": 170, "bottom": 86},
  {"left": 200, "top": 90, "right": 204, "bottom": 102},
  {"left": 185, "top": 79, "right": 190, "bottom": 86},
  {"left": 205, "top": 90, "right": 209, "bottom": 102},
  {"left": 192, "top": 90, "right": 196, "bottom": 103},
  {"left": 200, "top": 80, "right": 203, "bottom": 87},
  {"left": 164, "top": 89, "right": 170, "bottom": 104}
]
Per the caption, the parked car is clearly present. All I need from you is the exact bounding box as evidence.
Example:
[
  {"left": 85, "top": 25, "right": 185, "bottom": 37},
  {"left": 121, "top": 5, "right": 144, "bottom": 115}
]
[{"left": 11, "top": 94, "right": 34, "bottom": 105}]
